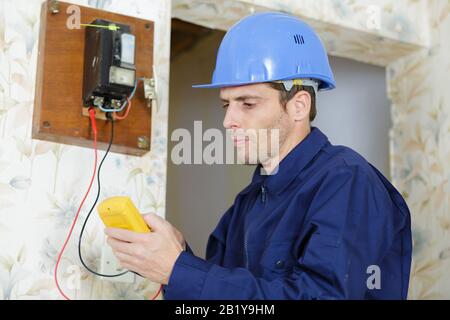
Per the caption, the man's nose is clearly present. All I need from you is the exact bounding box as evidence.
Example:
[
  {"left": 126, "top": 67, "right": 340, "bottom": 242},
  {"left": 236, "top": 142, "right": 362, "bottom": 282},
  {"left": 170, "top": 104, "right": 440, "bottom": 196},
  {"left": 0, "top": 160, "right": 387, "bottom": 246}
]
[{"left": 223, "top": 104, "right": 240, "bottom": 129}]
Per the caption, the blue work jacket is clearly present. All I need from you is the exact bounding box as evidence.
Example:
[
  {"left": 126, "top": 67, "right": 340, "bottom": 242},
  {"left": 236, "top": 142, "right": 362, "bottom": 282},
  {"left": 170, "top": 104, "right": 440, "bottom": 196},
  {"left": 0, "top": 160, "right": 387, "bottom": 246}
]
[{"left": 164, "top": 127, "right": 412, "bottom": 299}]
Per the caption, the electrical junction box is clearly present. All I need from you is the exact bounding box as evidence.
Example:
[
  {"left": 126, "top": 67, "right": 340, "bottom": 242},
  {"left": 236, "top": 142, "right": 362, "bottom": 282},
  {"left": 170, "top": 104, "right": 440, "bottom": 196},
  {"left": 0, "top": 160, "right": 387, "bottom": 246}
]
[
  {"left": 83, "top": 19, "right": 136, "bottom": 111},
  {"left": 33, "top": 0, "right": 154, "bottom": 156}
]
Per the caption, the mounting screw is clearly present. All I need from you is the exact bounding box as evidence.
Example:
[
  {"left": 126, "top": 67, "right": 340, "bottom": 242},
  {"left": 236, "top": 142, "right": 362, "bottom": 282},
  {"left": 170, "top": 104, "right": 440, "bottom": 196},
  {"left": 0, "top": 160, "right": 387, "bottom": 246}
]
[
  {"left": 145, "top": 23, "right": 151, "bottom": 30},
  {"left": 43, "top": 121, "right": 51, "bottom": 128},
  {"left": 137, "top": 136, "right": 149, "bottom": 149},
  {"left": 49, "top": 0, "right": 60, "bottom": 14}
]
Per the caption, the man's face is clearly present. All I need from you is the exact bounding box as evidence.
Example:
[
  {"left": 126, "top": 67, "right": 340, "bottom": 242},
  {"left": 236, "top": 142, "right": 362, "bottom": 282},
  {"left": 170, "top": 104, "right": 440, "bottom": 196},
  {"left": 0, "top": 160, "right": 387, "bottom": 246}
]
[{"left": 220, "top": 83, "right": 292, "bottom": 165}]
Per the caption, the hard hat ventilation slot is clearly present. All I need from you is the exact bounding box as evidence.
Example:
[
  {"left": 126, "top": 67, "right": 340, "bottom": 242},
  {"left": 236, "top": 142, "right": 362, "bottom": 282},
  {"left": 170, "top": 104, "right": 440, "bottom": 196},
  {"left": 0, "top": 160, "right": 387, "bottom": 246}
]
[{"left": 293, "top": 34, "right": 305, "bottom": 45}]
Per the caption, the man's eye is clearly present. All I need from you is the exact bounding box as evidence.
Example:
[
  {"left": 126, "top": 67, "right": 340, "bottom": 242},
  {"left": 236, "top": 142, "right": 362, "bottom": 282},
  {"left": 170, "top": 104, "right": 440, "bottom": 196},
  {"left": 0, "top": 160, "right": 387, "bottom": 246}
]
[
  {"left": 222, "top": 104, "right": 229, "bottom": 109},
  {"left": 244, "top": 103, "right": 255, "bottom": 108}
]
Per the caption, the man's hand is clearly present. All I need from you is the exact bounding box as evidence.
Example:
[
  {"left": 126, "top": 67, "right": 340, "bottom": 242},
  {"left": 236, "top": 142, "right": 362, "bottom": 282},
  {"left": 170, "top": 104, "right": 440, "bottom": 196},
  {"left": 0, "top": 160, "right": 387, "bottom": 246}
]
[{"left": 104, "top": 213, "right": 186, "bottom": 285}]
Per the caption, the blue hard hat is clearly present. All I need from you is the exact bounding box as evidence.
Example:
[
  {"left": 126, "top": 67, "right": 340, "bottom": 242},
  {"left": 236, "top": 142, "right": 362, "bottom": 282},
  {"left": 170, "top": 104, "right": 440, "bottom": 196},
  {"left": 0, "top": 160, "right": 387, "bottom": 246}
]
[{"left": 193, "top": 12, "right": 336, "bottom": 90}]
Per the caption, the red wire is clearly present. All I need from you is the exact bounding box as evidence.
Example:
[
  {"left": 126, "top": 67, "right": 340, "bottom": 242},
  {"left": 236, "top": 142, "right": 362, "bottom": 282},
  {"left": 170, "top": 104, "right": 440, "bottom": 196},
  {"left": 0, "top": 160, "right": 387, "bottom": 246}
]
[
  {"left": 149, "top": 285, "right": 163, "bottom": 300},
  {"left": 54, "top": 108, "right": 98, "bottom": 300},
  {"left": 113, "top": 98, "right": 132, "bottom": 120},
  {"left": 54, "top": 108, "right": 163, "bottom": 301}
]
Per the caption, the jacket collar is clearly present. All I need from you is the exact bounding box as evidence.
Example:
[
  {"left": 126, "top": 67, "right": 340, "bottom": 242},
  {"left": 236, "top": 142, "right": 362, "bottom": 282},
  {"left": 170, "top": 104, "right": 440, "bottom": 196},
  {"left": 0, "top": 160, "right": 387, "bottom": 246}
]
[{"left": 240, "top": 127, "right": 329, "bottom": 196}]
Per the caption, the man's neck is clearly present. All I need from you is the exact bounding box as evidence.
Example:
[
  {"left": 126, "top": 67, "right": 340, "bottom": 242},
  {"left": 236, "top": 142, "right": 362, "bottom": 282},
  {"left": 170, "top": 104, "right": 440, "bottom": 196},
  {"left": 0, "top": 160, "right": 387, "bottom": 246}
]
[{"left": 261, "top": 126, "right": 311, "bottom": 175}]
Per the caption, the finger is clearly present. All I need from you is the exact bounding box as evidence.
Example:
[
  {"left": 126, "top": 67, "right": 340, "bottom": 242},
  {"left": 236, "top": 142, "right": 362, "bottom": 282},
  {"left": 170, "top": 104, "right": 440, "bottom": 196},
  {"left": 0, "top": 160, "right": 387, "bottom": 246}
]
[
  {"left": 105, "top": 227, "right": 144, "bottom": 243},
  {"left": 106, "top": 237, "right": 136, "bottom": 256},
  {"left": 142, "top": 213, "right": 166, "bottom": 232}
]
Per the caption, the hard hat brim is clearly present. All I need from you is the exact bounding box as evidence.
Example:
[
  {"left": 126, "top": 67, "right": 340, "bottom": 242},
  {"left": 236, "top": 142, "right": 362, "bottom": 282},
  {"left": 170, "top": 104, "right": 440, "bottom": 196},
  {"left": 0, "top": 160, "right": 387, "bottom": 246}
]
[
  {"left": 192, "top": 78, "right": 336, "bottom": 90},
  {"left": 192, "top": 81, "right": 260, "bottom": 89}
]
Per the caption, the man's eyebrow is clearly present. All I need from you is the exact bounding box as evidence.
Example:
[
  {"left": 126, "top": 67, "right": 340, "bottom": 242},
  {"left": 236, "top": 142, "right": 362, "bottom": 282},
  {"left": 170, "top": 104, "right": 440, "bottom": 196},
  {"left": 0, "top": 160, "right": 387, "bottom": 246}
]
[{"left": 220, "top": 95, "right": 262, "bottom": 102}]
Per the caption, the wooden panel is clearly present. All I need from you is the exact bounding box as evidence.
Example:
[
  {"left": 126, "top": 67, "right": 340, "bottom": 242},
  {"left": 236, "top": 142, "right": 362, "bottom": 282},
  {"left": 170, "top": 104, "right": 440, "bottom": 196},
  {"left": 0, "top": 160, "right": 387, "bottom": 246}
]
[{"left": 33, "top": 0, "right": 154, "bottom": 156}]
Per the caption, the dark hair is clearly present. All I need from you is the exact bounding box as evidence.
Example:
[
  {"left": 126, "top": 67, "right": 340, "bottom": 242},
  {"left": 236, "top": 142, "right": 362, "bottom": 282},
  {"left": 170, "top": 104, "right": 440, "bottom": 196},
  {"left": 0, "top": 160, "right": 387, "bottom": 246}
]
[{"left": 268, "top": 82, "right": 317, "bottom": 122}]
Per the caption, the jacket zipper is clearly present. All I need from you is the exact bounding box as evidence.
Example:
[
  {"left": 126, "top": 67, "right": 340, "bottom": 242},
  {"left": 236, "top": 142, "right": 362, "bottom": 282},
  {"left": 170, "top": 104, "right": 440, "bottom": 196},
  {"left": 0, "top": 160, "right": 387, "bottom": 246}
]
[
  {"left": 261, "top": 185, "right": 267, "bottom": 204},
  {"left": 244, "top": 184, "right": 267, "bottom": 268}
]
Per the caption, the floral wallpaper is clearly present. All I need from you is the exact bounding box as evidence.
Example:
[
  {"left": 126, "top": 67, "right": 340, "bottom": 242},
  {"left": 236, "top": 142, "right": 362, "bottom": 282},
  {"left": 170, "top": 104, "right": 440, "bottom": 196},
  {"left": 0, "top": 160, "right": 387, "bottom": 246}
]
[
  {"left": 172, "top": 0, "right": 429, "bottom": 67},
  {"left": 388, "top": 0, "right": 450, "bottom": 299},
  {"left": 172, "top": 0, "right": 450, "bottom": 299},
  {"left": 0, "top": 0, "right": 171, "bottom": 299},
  {"left": 239, "top": 0, "right": 430, "bottom": 46}
]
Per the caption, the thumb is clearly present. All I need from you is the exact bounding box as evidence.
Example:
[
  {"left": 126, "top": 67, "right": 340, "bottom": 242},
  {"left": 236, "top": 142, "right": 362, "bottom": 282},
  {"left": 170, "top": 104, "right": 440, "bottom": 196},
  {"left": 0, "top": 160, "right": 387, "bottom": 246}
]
[{"left": 143, "top": 212, "right": 165, "bottom": 231}]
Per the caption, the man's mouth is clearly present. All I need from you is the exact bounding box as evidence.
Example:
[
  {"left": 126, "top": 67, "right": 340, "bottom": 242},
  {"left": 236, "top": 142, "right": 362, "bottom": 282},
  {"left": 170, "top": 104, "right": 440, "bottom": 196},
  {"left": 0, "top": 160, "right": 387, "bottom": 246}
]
[{"left": 232, "top": 136, "right": 249, "bottom": 146}]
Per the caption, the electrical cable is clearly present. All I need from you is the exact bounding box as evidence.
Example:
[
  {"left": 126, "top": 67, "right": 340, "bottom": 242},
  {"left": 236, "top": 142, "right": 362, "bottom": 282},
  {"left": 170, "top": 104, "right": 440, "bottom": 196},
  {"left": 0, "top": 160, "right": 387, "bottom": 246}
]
[
  {"left": 54, "top": 108, "right": 99, "bottom": 300},
  {"left": 148, "top": 284, "right": 163, "bottom": 300},
  {"left": 80, "top": 23, "right": 120, "bottom": 31},
  {"left": 98, "top": 79, "right": 139, "bottom": 114},
  {"left": 78, "top": 112, "right": 163, "bottom": 300},
  {"left": 113, "top": 98, "right": 132, "bottom": 120},
  {"left": 78, "top": 114, "right": 129, "bottom": 278},
  {"left": 55, "top": 108, "right": 163, "bottom": 300}
]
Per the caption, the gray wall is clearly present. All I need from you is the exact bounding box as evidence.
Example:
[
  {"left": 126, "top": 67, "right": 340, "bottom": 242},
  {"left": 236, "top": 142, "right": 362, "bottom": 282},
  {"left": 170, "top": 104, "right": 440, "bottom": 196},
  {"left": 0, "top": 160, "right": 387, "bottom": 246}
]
[
  {"left": 166, "top": 31, "right": 391, "bottom": 257},
  {"left": 315, "top": 58, "right": 391, "bottom": 177}
]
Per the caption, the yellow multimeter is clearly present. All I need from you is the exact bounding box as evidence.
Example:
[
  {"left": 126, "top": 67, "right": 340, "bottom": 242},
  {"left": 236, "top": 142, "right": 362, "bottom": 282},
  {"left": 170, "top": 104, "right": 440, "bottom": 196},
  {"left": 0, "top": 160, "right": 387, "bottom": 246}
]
[{"left": 97, "top": 196, "right": 150, "bottom": 233}]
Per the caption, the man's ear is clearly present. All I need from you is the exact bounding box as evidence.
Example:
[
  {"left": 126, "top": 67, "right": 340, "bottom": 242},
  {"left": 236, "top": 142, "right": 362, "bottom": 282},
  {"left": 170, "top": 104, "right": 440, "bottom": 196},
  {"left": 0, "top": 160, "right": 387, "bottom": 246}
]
[{"left": 287, "top": 90, "right": 311, "bottom": 122}]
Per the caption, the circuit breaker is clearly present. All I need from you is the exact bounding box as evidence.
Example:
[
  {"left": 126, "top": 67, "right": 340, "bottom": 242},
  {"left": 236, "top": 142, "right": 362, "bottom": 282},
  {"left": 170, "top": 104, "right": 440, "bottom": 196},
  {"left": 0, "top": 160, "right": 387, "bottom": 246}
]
[{"left": 83, "top": 19, "right": 136, "bottom": 112}]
